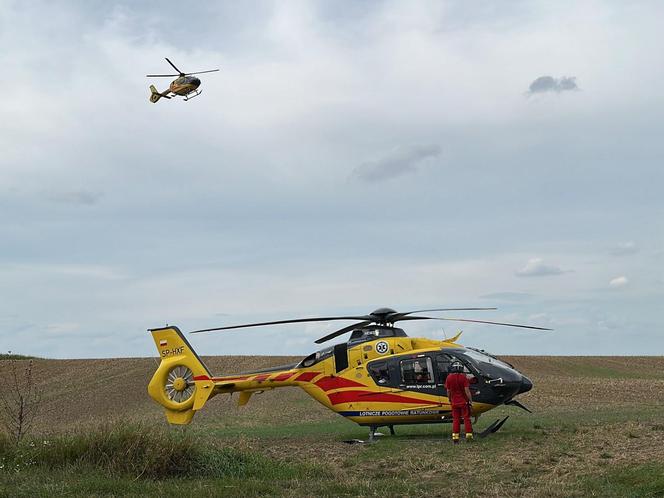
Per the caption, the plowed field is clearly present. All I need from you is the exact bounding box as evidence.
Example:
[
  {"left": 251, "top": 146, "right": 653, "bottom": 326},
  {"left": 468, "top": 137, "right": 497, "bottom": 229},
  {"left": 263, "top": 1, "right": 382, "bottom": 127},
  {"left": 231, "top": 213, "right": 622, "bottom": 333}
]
[{"left": 13, "top": 355, "right": 664, "bottom": 431}]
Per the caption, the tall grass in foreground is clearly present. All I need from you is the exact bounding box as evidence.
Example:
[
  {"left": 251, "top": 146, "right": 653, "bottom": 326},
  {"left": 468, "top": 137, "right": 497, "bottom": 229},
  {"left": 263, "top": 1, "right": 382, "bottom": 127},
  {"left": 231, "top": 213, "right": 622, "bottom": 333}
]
[{"left": 0, "top": 423, "right": 320, "bottom": 480}]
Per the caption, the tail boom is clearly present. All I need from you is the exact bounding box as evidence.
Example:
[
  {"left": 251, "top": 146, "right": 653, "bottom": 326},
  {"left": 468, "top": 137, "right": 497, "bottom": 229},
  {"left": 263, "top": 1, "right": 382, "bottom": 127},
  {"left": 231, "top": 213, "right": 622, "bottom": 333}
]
[
  {"left": 149, "top": 85, "right": 171, "bottom": 103},
  {"left": 148, "top": 326, "right": 320, "bottom": 424}
]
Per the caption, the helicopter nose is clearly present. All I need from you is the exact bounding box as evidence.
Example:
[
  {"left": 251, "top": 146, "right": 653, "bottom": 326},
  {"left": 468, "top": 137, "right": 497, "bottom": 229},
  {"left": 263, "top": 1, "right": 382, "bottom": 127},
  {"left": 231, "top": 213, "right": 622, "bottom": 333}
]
[{"left": 518, "top": 375, "right": 533, "bottom": 394}]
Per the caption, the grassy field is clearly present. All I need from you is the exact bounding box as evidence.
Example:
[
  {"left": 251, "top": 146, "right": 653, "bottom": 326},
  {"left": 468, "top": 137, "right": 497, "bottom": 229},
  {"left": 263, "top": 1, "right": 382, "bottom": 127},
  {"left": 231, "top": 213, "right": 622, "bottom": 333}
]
[{"left": 1, "top": 355, "right": 664, "bottom": 497}]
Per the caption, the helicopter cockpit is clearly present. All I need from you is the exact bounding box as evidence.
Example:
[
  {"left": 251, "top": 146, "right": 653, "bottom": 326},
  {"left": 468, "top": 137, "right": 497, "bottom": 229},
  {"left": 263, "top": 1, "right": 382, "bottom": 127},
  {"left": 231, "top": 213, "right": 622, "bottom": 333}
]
[
  {"left": 444, "top": 347, "right": 533, "bottom": 401},
  {"left": 450, "top": 348, "right": 521, "bottom": 380}
]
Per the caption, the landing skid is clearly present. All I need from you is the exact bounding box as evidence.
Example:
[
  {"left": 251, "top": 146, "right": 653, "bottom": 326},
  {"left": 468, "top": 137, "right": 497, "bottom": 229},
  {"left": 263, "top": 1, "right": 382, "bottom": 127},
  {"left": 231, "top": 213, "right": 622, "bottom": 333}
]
[
  {"left": 479, "top": 415, "right": 510, "bottom": 438},
  {"left": 183, "top": 90, "right": 202, "bottom": 101},
  {"left": 504, "top": 399, "right": 532, "bottom": 413},
  {"left": 342, "top": 424, "right": 395, "bottom": 444}
]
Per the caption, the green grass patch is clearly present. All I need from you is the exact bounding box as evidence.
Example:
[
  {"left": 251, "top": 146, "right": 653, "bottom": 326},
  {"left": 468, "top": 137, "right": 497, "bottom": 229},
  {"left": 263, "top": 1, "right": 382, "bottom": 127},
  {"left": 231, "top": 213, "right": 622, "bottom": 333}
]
[
  {"left": 201, "top": 417, "right": 359, "bottom": 439},
  {"left": 579, "top": 462, "right": 664, "bottom": 497},
  {"left": 0, "top": 469, "right": 425, "bottom": 498},
  {"left": 0, "top": 423, "right": 322, "bottom": 481},
  {"left": 0, "top": 423, "right": 428, "bottom": 497}
]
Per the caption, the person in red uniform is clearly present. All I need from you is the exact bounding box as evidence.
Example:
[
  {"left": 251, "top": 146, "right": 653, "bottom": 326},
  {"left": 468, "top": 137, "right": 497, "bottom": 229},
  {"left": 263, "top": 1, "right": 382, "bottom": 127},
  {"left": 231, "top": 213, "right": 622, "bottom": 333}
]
[{"left": 445, "top": 361, "right": 473, "bottom": 443}]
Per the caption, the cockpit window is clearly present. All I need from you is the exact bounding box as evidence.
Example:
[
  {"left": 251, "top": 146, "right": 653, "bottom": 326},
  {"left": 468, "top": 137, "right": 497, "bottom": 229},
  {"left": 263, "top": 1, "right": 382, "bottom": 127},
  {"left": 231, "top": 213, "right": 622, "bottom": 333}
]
[
  {"left": 400, "top": 357, "right": 434, "bottom": 384},
  {"left": 435, "top": 353, "right": 458, "bottom": 380},
  {"left": 367, "top": 360, "right": 390, "bottom": 385}
]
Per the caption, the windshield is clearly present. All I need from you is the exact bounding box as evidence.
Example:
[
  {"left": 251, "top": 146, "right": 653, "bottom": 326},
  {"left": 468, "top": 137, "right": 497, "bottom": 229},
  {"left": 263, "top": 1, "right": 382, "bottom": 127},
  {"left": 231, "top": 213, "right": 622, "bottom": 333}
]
[{"left": 460, "top": 349, "right": 514, "bottom": 370}]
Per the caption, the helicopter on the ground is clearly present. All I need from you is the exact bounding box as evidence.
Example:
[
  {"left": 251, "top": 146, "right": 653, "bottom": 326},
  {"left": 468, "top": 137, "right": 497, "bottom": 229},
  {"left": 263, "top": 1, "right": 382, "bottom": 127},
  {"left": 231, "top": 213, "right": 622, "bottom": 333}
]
[
  {"left": 146, "top": 58, "right": 219, "bottom": 102},
  {"left": 147, "top": 307, "right": 550, "bottom": 440}
]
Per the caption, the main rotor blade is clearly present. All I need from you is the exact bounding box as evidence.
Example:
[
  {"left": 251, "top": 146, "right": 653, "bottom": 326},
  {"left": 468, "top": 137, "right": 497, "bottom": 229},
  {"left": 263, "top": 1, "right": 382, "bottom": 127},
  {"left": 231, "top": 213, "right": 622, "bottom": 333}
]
[
  {"left": 392, "top": 308, "right": 497, "bottom": 321},
  {"left": 184, "top": 69, "right": 220, "bottom": 75},
  {"left": 165, "top": 57, "right": 183, "bottom": 74},
  {"left": 146, "top": 74, "right": 179, "bottom": 77},
  {"left": 190, "top": 315, "right": 373, "bottom": 334},
  {"left": 314, "top": 320, "right": 373, "bottom": 344},
  {"left": 401, "top": 316, "right": 551, "bottom": 331}
]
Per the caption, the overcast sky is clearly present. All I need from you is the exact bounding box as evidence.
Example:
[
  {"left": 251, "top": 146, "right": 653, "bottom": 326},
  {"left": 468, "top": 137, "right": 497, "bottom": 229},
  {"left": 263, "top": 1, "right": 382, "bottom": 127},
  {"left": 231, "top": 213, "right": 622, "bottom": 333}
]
[{"left": 1, "top": 1, "right": 663, "bottom": 359}]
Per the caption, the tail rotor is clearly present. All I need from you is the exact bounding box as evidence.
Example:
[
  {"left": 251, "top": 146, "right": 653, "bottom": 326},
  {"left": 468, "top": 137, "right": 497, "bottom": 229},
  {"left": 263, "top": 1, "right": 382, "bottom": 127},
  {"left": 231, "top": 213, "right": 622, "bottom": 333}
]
[
  {"left": 148, "top": 326, "right": 215, "bottom": 424},
  {"left": 165, "top": 365, "right": 195, "bottom": 403}
]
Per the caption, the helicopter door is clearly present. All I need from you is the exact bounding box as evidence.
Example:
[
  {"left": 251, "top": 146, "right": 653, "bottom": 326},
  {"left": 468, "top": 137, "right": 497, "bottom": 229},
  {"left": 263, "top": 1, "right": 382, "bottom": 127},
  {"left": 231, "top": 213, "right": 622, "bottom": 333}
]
[{"left": 434, "top": 353, "right": 455, "bottom": 397}]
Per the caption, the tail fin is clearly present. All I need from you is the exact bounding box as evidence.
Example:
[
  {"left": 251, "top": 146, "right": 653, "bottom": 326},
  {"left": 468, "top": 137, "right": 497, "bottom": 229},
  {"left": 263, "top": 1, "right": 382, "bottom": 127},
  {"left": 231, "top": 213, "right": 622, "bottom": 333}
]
[
  {"left": 147, "top": 326, "right": 216, "bottom": 424},
  {"left": 149, "top": 85, "right": 162, "bottom": 103}
]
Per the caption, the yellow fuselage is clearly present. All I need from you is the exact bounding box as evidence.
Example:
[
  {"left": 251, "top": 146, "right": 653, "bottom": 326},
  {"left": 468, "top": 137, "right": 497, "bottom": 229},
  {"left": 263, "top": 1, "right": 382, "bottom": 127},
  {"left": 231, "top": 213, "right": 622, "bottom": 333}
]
[{"left": 147, "top": 327, "right": 511, "bottom": 428}]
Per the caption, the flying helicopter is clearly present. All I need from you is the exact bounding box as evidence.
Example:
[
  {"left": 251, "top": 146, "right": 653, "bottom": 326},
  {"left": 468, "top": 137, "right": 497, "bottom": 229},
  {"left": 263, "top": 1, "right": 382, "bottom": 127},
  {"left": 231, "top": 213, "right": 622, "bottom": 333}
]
[
  {"left": 146, "top": 57, "right": 219, "bottom": 102},
  {"left": 147, "top": 307, "right": 550, "bottom": 441}
]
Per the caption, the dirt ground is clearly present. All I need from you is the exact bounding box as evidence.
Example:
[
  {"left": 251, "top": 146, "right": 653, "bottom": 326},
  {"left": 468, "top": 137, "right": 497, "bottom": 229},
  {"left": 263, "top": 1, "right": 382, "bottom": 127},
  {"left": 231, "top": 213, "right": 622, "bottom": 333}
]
[{"left": 2, "top": 355, "right": 663, "bottom": 497}]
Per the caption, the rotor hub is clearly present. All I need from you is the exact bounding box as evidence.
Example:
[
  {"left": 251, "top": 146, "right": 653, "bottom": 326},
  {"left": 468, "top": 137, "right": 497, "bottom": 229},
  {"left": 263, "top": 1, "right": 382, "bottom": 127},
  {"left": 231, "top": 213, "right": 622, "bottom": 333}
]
[
  {"left": 172, "top": 377, "right": 187, "bottom": 392},
  {"left": 370, "top": 307, "right": 398, "bottom": 324}
]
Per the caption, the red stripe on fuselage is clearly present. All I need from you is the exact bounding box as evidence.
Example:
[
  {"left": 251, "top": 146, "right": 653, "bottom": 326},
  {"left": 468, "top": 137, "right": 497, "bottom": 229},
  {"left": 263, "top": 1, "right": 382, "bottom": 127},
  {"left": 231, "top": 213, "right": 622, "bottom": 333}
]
[
  {"left": 272, "top": 372, "right": 295, "bottom": 382},
  {"left": 315, "top": 376, "right": 366, "bottom": 391},
  {"left": 294, "top": 371, "right": 320, "bottom": 382},
  {"left": 328, "top": 390, "right": 428, "bottom": 405}
]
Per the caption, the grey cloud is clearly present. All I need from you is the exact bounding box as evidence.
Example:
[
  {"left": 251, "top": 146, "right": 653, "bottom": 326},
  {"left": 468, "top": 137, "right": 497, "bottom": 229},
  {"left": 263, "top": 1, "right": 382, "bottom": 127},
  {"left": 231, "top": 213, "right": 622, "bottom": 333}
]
[
  {"left": 608, "top": 275, "right": 629, "bottom": 289},
  {"left": 352, "top": 145, "right": 441, "bottom": 183},
  {"left": 527, "top": 75, "right": 578, "bottom": 94},
  {"left": 610, "top": 241, "right": 638, "bottom": 256},
  {"left": 47, "top": 190, "right": 102, "bottom": 206},
  {"left": 515, "top": 258, "right": 568, "bottom": 277}
]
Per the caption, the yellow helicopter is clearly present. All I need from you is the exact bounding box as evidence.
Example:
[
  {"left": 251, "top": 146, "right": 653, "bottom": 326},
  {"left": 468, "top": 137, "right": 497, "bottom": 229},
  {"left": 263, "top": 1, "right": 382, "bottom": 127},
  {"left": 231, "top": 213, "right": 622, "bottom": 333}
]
[
  {"left": 147, "top": 307, "right": 549, "bottom": 440},
  {"left": 146, "top": 58, "right": 219, "bottom": 102}
]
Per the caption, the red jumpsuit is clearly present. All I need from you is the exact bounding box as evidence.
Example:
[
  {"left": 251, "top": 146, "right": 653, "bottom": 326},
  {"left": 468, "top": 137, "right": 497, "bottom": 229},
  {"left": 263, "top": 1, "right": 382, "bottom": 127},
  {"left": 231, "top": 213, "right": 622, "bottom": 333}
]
[{"left": 445, "top": 372, "right": 473, "bottom": 436}]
